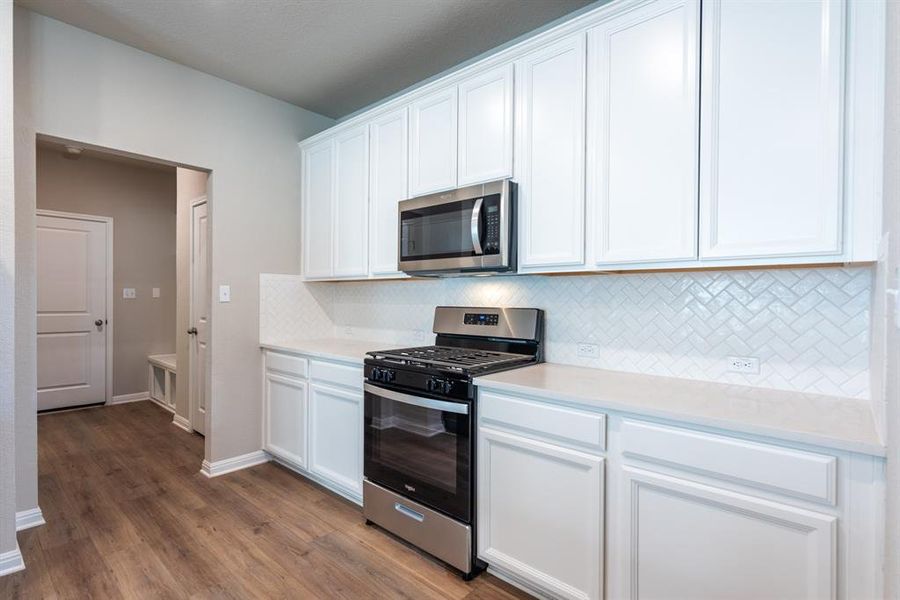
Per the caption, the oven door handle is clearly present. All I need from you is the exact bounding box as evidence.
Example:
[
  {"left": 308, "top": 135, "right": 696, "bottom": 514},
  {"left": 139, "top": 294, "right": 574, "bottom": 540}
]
[
  {"left": 470, "top": 197, "right": 484, "bottom": 255},
  {"left": 364, "top": 383, "right": 469, "bottom": 415}
]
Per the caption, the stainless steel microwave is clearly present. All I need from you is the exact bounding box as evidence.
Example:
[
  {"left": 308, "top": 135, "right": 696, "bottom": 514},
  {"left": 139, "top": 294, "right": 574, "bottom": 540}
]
[{"left": 398, "top": 179, "right": 516, "bottom": 276}]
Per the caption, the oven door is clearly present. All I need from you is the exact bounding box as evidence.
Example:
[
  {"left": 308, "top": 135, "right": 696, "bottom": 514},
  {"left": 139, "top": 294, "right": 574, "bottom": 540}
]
[{"left": 364, "top": 383, "right": 472, "bottom": 523}]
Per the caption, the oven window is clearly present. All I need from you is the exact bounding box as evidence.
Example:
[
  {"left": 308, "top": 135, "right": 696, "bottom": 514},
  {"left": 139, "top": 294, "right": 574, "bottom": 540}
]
[
  {"left": 400, "top": 198, "right": 479, "bottom": 261},
  {"left": 365, "top": 389, "right": 471, "bottom": 521}
]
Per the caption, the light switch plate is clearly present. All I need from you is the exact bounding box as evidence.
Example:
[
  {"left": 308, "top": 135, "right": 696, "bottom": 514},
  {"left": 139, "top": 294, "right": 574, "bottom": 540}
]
[
  {"left": 152, "top": 287, "right": 160, "bottom": 298},
  {"left": 218, "top": 285, "right": 231, "bottom": 303},
  {"left": 123, "top": 288, "right": 136, "bottom": 299}
]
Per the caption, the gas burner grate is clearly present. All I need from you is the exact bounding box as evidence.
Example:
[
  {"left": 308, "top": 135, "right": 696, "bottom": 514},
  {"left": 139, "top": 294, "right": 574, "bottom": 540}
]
[{"left": 368, "top": 345, "right": 530, "bottom": 370}]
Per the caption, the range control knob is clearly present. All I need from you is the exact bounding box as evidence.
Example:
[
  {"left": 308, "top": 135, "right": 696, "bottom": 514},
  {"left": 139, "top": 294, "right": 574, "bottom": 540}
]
[
  {"left": 426, "top": 378, "right": 452, "bottom": 394},
  {"left": 371, "top": 367, "right": 383, "bottom": 382},
  {"left": 382, "top": 369, "right": 395, "bottom": 383}
]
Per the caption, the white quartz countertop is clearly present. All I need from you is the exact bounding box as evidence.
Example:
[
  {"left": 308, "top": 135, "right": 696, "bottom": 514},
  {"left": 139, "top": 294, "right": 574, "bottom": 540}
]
[
  {"left": 474, "top": 363, "right": 885, "bottom": 457},
  {"left": 260, "top": 338, "right": 385, "bottom": 364}
]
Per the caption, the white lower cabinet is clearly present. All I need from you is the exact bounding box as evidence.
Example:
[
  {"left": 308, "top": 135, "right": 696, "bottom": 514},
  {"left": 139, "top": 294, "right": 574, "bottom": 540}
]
[
  {"left": 478, "top": 426, "right": 605, "bottom": 600},
  {"left": 263, "top": 350, "right": 364, "bottom": 503},
  {"left": 619, "top": 466, "right": 836, "bottom": 600},
  {"left": 477, "top": 389, "right": 883, "bottom": 600},
  {"left": 263, "top": 372, "right": 308, "bottom": 469},
  {"left": 308, "top": 382, "right": 364, "bottom": 497}
]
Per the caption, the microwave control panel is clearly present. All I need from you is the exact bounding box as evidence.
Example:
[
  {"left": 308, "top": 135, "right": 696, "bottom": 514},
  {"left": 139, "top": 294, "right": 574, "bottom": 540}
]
[{"left": 482, "top": 194, "right": 501, "bottom": 254}]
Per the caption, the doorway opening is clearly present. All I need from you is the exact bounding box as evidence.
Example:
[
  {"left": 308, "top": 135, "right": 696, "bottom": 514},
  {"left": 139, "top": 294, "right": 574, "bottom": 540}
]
[{"left": 35, "top": 137, "right": 211, "bottom": 439}]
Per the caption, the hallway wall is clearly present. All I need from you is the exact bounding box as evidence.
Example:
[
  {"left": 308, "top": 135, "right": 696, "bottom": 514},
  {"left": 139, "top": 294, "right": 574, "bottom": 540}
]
[{"left": 36, "top": 145, "right": 177, "bottom": 397}]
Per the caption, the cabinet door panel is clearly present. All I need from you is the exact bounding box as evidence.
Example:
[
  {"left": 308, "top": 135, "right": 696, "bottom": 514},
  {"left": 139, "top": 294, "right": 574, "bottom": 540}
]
[
  {"left": 458, "top": 64, "right": 514, "bottom": 186},
  {"left": 264, "top": 372, "right": 308, "bottom": 468},
  {"left": 369, "top": 108, "right": 408, "bottom": 276},
  {"left": 621, "top": 466, "right": 835, "bottom": 600},
  {"left": 302, "top": 139, "right": 334, "bottom": 278},
  {"left": 478, "top": 427, "right": 603, "bottom": 600},
  {"left": 591, "top": 0, "right": 699, "bottom": 264},
  {"left": 334, "top": 125, "right": 369, "bottom": 277},
  {"left": 409, "top": 87, "right": 458, "bottom": 196},
  {"left": 309, "top": 383, "right": 363, "bottom": 496},
  {"left": 517, "top": 34, "right": 586, "bottom": 269},
  {"left": 700, "top": 0, "right": 844, "bottom": 259}
]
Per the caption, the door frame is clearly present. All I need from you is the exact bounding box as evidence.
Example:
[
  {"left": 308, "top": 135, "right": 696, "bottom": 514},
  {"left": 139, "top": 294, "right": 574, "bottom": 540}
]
[
  {"left": 35, "top": 209, "right": 114, "bottom": 406},
  {"left": 188, "top": 196, "right": 210, "bottom": 433}
]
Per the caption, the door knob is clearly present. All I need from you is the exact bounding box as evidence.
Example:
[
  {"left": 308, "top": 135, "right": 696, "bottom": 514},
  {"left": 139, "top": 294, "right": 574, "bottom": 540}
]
[
  {"left": 94, "top": 319, "right": 104, "bottom": 327},
  {"left": 187, "top": 327, "right": 198, "bottom": 335}
]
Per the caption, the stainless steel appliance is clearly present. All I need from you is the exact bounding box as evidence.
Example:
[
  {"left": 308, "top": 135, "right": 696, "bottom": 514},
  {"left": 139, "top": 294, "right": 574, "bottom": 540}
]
[
  {"left": 363, "top": 306, "right": 544, "bottom": 579},
  {"left": 398, "top": 179, "right": 516, "bottom": 276}
]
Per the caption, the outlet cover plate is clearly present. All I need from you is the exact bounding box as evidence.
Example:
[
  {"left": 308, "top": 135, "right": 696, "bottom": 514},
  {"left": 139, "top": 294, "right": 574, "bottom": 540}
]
[
  {"left": 727, "top": 356, "right": 760, "bottom": 374},
  {"left": 577, "top": 343, "right": 599, "bottom": 358}
]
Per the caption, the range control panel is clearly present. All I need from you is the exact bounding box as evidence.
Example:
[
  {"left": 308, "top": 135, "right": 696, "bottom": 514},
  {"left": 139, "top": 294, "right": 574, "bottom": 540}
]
[{"left": 464, "top": 313, "right": 499, "bottom": 326}]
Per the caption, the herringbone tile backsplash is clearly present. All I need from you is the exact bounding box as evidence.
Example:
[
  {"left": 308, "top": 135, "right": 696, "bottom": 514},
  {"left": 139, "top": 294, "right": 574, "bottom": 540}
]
[{"left": 260, "top": 267, "right": 873, "bottom": 399}]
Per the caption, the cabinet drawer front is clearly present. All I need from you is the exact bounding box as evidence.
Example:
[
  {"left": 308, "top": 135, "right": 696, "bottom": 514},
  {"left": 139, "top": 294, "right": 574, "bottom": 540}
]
[
  {"left": 265, "top": 351, "right": 308, "bottom": 379},
  {"left": 621, "top": 419, "right": 837, "bottom": 504},
  {"left": 480, "top": 391, "right": 606, "bottom": 452},
  {"left": 310, "top": 360, "right": 363, "bottom": 390}
]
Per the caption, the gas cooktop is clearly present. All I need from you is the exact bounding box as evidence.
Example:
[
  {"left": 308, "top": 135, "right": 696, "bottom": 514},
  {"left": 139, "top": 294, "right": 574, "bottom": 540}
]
[{"left": 367, "top": 345, "right": 533, "bottom": 372}]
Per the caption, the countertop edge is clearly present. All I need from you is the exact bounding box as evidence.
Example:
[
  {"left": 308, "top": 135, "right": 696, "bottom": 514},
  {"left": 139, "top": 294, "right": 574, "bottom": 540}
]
[
  {"left": 473, "top": 375, "right": 886, "bottom": 458},
  {"left": 259, "top": 340, "right": 373, "bottom": 365}
]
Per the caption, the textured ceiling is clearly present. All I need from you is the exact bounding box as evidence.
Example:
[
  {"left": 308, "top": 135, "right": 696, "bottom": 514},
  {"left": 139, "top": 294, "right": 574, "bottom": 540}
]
[{"left": 16, "top": 0, "right": 595, "bottom": 119}]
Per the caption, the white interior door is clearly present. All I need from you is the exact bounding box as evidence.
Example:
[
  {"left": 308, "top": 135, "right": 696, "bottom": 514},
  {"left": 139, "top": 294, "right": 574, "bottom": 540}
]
[
  {"left": 36, "top": 212, "right": 110, "bottom": 411},
  {"left": 190, "top": 199, "right": 209, "bottom": 435}
]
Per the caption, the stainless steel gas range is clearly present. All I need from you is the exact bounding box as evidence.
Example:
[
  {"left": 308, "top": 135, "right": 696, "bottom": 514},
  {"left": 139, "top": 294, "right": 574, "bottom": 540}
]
[{"left": 362, "top": 306, "right": 544, "bottom": 579}]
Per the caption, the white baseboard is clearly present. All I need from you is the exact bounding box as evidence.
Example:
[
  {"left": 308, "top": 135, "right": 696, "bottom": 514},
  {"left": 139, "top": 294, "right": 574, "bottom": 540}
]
[
  {"left": 200, "top": 450, "right": 269, "bottom": 478},
  {"left": 108, "top": 391, "right": 150, "bottom": 405},
  {"left": 15, "top": 507, "right": 45, "bottom": 532},
  {"left": 172, "top": 414, "right": 192, "bottom": 433},
  {"left": 0, "top": 543, "right": 25, "bottom": 577}
]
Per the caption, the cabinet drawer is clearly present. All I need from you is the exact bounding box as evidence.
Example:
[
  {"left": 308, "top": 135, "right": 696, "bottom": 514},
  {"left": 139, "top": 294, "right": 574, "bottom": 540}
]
[
  {"left": 265, "top": 351, "right": 308, "bottom": 379},
  {"left": 310, "top": 360, "right": 363, "bottom": 390},
  {"left": 621, "top": 419, "right": 837, "bottom": 505},
  {"left": 479, "top": 391, "right": 606, "bottom": 453}
]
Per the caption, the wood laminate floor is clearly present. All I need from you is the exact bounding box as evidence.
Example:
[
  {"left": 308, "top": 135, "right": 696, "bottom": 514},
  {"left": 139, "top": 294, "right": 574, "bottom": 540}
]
[{"left": 1, "top": 401, "right": 530, "bottom": 599}]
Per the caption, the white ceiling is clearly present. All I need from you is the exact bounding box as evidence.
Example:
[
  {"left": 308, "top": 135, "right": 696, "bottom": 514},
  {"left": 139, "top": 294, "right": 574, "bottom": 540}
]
[{"left": 16, "top": 0, "right": 595, "bottom": 119}]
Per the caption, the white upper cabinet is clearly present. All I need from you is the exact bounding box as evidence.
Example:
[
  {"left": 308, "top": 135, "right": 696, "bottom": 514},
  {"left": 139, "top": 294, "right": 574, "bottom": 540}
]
[
  {"left": 333, "top": 125, "right": 369, "bottom": 277},
  {"left": 589, "top": 0, "right": 699, "bottom": 265},
  {"left": 409, "top": 87, "right": 458, "bottom": 196},
  {"left": 300, "top": 0, "right": 881, "bottom": 278},
  {"left": 458, "top": 64, "right": 514, "bottom": 186},
  {"left": 699, "top": 0, "right": 845, "bottom": 259},
  {"left": 516, "top": 34, "right": 587, "bottom": 270},
  {"left": 368, "top": 108, "right": 409, "bottom": 277},
  {"left": 302, "top": 138, "right": 335, "bottom": 279}
]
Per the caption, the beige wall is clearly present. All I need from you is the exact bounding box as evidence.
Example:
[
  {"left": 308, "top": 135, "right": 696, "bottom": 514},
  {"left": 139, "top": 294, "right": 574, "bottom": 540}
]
[
  {"left": 175, "top": 168, "right": 208, "bottom": 424},
  {"left": 13, "top": 5, "right": 334, "bottom": 520},
  {"left": 1, "top": 0, "right": 17, "bottom": 560},
  {"left": 36, "top": 145, "right": 177, "bottom": 396}
]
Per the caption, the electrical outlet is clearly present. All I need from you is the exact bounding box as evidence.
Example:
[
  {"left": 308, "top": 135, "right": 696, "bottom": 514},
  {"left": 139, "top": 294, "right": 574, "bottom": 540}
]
[
  {"left": 577, "top": 343, "right": 599, "bottom": 358},
  {"left": 123, "top": 288, "right": 136, "bottom": 299},
  {"left": 343, "top": 326, "right": 353, "bottom": 336},
  {"left": 727, "top": 356, "right": 760, "bottom": 374}
]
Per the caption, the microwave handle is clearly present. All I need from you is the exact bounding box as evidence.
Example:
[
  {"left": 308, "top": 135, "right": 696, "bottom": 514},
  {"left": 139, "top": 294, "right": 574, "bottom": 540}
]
[{"left": 470, "top": 197, "right": 484, "bottom": 255}]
